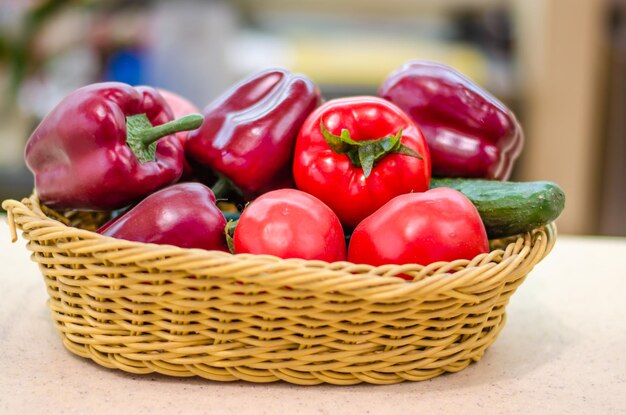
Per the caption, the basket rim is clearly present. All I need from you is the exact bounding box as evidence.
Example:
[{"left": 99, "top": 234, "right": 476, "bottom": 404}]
[{"left": 2, "top": 195, "right": 556, "bottom": 300}]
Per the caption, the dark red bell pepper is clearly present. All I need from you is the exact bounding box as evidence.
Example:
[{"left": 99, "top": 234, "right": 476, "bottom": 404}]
[
  {"left": 97, "top": 182, "right": 228, "bottom": 251},
  {"left": 185, "top": 69, "right": 321, "bottom": 199},
  {"left": 25, "top": 82, "right": 203, "bottom": 210},
  {"left": 378, "top": 61, "right": 523, "bottom": 180}
]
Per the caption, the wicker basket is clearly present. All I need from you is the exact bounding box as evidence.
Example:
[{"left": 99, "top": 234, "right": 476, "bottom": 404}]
[{"left": 3, "top": 195, "right": 556, "bottom": 385}]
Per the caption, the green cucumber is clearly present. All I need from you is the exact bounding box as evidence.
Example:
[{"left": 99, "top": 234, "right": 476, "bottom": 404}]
[{"left": 430, "top": 178, "right": 565, "bottom": 239}]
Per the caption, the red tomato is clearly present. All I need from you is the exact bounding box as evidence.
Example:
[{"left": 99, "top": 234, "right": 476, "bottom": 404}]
[
  {"left": 233, "top": 189, "right": 346, "bottom": 262},
  {"left": 293, "top": 96, "right": 431, "bottom": 228},
  {"left": 348, "top": 188, "right": 489, "bottom": 268},
  {"left": 157, "top": 88, "right": 200, "bottom": 179}
]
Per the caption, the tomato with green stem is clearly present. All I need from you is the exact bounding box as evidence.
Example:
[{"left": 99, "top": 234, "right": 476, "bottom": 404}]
[{"left": 293, "top": 96, "right": 431, "bottom": 229}]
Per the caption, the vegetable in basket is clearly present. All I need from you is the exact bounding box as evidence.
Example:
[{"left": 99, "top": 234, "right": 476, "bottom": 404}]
[
  {"left": 378, "top": 61, "right": 523, "bottom": 180},
  {"left": 293, "top": 96, "right": 431, "bottom": 228},
  {"left": 185, "top": 69, "right": 321, "bottom": 199},
  {"left": 97, "top": 182, "right": 228, "bottom": 251},
  {"left": 348, "top": 187, "right": 489, "bottom": 268},
  {"left": 24, "top": 82, "right": 203, "bottom": 211},
  {"left": 232, "top": 189, "right": 346, "bottom": 262}
]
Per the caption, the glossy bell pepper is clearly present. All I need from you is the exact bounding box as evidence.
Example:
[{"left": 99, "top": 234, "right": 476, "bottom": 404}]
[
  {"left": 185, "top": 69, "right": 321, "bottom": 199},
  {"left": 97, "top": 182, "right": 228, "bottom": 251},
  {"left": 25, "top": 82, "right": 203, "bottom": 210},
  {"left": 378, "top": 61, "right": 523, "bottom": 180}
]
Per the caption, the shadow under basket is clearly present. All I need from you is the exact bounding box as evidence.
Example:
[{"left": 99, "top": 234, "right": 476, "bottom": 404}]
[{"left": 3, "top": 195, "right": 556, "bottom": 385}]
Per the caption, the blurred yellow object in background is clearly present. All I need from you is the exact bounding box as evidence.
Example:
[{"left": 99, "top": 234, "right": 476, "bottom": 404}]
[{"left": 291, "top": 35, "right": 488, "bottom": 87}]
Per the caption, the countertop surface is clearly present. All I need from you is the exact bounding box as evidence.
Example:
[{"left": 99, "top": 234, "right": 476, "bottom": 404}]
[{"left": 1, "top": 219, "right": 625, "bottom": 415}]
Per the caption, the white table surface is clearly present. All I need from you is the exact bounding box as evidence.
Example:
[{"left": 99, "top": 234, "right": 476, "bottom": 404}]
[{"left": 1, "top": 219, "right": 625, "bottom": 415}]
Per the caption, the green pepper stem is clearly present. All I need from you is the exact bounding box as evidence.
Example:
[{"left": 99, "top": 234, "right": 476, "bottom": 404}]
[{"left": 138, "top": 113, "right": 204, "bottom": 146}]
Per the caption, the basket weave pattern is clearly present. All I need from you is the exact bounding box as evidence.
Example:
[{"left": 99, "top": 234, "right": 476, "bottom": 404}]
[{"left": 3, "top": 195, "right": 555, "bottom": 385}]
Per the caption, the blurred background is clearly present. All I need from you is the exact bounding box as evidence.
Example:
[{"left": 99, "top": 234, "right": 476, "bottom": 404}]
[{"left": 0, "top": 0, "right": 624, "bottom": 236}]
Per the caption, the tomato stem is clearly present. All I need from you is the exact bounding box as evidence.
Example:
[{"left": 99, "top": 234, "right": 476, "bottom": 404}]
[{"left": 320, "top": 120, "right": 422, "bottom": 178}]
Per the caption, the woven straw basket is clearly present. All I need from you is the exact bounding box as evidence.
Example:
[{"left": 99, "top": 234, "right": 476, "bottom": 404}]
[{"left": 3, "top": 195, "right": 556, "bottom": 385}]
